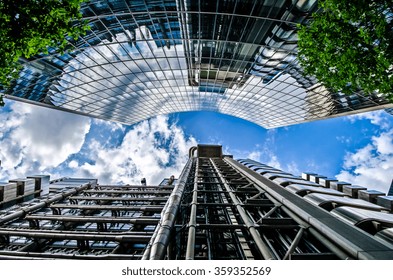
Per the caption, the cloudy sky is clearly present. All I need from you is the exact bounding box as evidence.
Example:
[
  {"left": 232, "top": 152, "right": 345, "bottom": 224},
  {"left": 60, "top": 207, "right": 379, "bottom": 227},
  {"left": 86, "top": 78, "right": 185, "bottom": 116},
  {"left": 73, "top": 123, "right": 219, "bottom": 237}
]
[{"left": 0, "top": 100, "right": 392, "bottom": 193}]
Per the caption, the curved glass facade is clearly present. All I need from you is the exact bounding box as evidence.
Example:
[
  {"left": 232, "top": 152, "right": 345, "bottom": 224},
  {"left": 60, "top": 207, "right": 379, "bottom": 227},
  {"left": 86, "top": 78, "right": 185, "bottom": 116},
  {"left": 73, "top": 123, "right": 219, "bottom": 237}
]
[{"left": 2, "top": 0, "right": 392, "bottom": 128}]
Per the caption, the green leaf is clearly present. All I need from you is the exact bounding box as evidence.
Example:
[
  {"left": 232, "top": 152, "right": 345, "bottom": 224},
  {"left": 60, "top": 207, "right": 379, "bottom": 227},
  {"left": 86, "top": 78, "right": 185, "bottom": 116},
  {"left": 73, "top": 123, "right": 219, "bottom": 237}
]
[
  {"left": 297, "top": 0, "right": 393, "bottom": 99},
  {"left": 0, "top": 0, "right": 88, "bottom": 98}
]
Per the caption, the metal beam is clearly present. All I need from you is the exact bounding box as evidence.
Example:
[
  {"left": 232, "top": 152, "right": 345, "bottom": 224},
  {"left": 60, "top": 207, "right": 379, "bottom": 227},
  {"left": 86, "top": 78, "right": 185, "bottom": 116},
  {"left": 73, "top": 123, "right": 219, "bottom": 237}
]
[
  {"left": 24, "top": 215, "right": 160, "bottom": 224},
  {"left": 84, "top": 190, "right": 173, "bottom": 195},
  {"left": 0, "top": 250, "right": 143, "bottom": 260},
  {"left": 0, "top": 229, "right": 152, "bottom": 242},
  {"left": 67, "top": 196, "right": 168, "bottom": 202},
  {"left": 49, "top": 204, "right": 164, "bottom": 212}
]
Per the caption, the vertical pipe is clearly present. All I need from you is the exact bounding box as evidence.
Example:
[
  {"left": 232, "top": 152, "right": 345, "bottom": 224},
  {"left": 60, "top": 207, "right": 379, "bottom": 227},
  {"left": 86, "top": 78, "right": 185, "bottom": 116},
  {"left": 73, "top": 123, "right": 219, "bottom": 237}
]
[
  {"left": 185, "top": 159, "right": 199, "bottom": 259},
  {"left": 210, "top": 159, "right": 276, "bottom": 260},
  {"left": 141, "top": 192, "right": 172, "bottom": 259},
  {"left": 142, "top": 158, "right": 194, "bottom": 260}
]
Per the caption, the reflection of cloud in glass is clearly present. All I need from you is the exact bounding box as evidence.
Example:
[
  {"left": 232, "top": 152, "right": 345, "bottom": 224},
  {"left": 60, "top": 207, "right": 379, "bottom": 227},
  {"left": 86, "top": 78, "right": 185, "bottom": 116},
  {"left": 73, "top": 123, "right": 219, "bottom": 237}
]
[
  {"left": 4, "top": 0, "right": 391, "bottom": 130},
  {"left": 48, "top": 27, "right": 335, "bottom": 128},
  {"left": 53, "top": 27, "right": 190, "bottom": 123}
]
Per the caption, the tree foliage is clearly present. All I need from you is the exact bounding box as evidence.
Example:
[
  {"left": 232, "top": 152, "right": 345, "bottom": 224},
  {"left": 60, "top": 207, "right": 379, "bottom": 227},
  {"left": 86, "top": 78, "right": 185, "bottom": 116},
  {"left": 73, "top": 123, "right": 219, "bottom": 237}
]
[
  {"left": 0, "top": 0, "right": 89, "bottom": 105},
  {"left": 297, "top": 0, "right": 393, "bottom": 101}
]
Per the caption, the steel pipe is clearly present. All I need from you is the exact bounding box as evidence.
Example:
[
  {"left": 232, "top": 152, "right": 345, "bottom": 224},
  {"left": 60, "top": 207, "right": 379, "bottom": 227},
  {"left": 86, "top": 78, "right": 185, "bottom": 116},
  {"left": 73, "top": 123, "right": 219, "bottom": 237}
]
[
  {"left": 196, "top": 224, "right": 246, "bottom": 229},
  {"left": 84, "top": 190, "right": 173, "bottom": 195},
  {"left": 67, "top": 196, "right": 168, "bottom": 202},
  {"left": 308, "top": 228, "right": 352, "bottom": 260},
  {"left": 210, "top": 159, "right": 276, "bottom": 260},
  {"left": 283, "top": 227, "right": 305, "bottom": 260},
  {"left": 49, "top": 204, "right": 164, "bottom": 211},
  {"left": 0, "top": 250, "right": 143, "bottom": 259},
  {"left": 25, "top": 215, "right": 160, "bottom": 224},
  {"left": 90, "top": 184, "right": 173, "bottom": 189},
  {"left": 0, "top": 227, "right": 152, "bottom": 236},
  {"left": 262, "top": 205, "right": 280, "bottom": 218},
  {"left": 0, "top": 229, "right": 151, "bottom": 242},
  {"left": 0, "top": 182, "right": 91, "bottom": 225},
  {"left": 143, "top": 158, "right": 194, "bottom": 260},
  {"left": 140, "top": 200, "right": 170, "bottom": 260},
  {"left": 185, "top": 158, "right": 199, "bottom": 259},
  {"left": 248, "top": 192, "right": 264, "bottom": 200}
]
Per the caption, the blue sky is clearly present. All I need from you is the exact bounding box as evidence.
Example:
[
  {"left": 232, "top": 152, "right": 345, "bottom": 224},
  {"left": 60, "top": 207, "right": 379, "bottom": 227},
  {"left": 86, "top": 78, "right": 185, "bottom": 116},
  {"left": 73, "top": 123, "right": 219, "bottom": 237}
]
[{"left": 0, "top": 99, "right": 392, "bottom": 193}]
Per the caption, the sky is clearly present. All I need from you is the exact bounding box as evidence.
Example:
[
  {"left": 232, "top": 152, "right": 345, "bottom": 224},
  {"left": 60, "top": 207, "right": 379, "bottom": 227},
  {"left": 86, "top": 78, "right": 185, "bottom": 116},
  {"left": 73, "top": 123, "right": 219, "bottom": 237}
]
[{"left": 0, "top": 99, "right": 392, "bottom": 193}]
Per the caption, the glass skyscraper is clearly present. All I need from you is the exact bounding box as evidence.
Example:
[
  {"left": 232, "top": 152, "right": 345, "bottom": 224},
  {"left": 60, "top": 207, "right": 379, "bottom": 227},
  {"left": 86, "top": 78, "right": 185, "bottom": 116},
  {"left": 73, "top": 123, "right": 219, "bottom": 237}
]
[
  {"left": 1, "top": 145, "right": 393, "bottom": 260},
  {"left": 1, "top": 0, "right": 392, "bottom": 128}
]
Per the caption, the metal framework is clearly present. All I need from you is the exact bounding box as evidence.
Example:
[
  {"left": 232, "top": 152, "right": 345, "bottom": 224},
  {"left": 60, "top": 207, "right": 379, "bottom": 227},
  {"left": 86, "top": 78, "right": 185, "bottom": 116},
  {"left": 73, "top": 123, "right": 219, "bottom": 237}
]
[
  {"left": 170, "top": 145, "right": 393, "bottom": 260},
  {"left": 2, "top": 0, "right": 392, "bottom": 128},
  {"left": 1, "top": 145, "right": 393, "bottom": 259},
  {"left": 0, "top": 179, "right": 174, "bottom": 259},
  {"left": 171, "top": 155, "right": 341, "bottom": 259}
]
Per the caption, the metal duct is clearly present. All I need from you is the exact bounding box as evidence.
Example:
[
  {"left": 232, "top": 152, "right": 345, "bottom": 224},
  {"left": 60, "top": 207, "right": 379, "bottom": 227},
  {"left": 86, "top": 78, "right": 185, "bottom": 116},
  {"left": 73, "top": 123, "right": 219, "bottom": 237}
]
[
  {"left": 185, "top": 158, "right": 199, "bottom": 259},
  {"left": 142, "top": 158, "right": 194, "bottom": 260}
]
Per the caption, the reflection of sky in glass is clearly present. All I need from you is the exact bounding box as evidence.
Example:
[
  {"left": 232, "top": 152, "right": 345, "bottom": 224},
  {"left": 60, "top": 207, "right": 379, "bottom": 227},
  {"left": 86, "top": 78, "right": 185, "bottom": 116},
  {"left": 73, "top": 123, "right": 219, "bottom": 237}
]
[
  {"left": 55, "top": 28, "right": 190, "bottom": 122},
  {"left": 47, "top": 23, "right": 334, "bottom": 128},
  {"left": 3, "top": 0, "right": 391, "bottom": 129}
]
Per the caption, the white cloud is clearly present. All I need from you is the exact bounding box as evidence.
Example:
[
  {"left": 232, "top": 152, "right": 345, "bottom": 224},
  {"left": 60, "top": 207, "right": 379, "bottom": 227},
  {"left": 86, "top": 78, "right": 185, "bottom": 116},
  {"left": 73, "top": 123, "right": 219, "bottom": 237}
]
[
  {"left": 230, "top": 146, "right": 286, "bottom": 173},
  {"left": 346, "top": 110, "right": 392, "bottom": 130},
  {"left": 68, "top": 160, "right": 79, "bottom": 169},
  {"left": 92, "top": 118, "right": 126, "bottom": 133},
  {"left": 70, "top": 115, "right": 197, "bottom": 185},
  {"left": 232, "top": 146, "right": 302, "bottom": 176},
  {"left": 0, "top": 101, "right": 90, "bottom": 180},
  {"left": 336, "top": 110, "right": 393, "bottom": 193},
  {"left": 336, "top": 130, "right": 393, "bottom": 193},
  {"left": 266, "top": 154, "right": 282, "bottom": 170},
  {"left": 286, "top": 161, "right": 300, "bottom": 175},
  {"left": 0, "top": 102, "right": 195, "bottom": 186},
  {"left": 224, "top": 128, "right": 295, "bottom": 174},
  {"left": 247, "top": 150, "right": 261, "bottom": 161},
  {"left": 373, "top": 131, "right": 393, "bottom": 154}
]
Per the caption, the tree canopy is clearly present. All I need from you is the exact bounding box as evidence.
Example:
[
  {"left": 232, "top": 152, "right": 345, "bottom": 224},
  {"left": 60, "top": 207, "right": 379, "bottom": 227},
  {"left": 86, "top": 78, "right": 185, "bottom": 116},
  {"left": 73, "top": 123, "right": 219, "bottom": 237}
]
[
  {"left": 297, "top": 0, "right": 393, "bottom": 101},
  {"left": 0, "top": 0, "right": 89, "bottom": 105}
]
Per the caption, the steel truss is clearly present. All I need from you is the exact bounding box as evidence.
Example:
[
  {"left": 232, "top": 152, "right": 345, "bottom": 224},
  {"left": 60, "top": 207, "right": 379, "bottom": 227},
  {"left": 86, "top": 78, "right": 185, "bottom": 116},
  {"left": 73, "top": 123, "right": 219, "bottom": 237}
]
[
  {"left": 0, "top": 181, "right": 172, "bottom": 259},
  {"left": 170, "top": 157, "right": 345, "bottom": 260}
]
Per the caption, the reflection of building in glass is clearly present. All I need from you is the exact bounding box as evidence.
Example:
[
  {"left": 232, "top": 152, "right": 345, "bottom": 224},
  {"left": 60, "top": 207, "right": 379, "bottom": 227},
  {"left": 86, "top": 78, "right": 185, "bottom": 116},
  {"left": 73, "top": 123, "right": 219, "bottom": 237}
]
[
  {"left": 1, "top": 145, "right": 393, "bottom": 260},
  {"left": 1, "top": 0, "right": 392, "bottom": 128},
  {"left": 388, "top": 180, "right": 393, "bottom": 196},
  {"left": 386, "top": 108, "right": 393, "bottom": 116}
]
